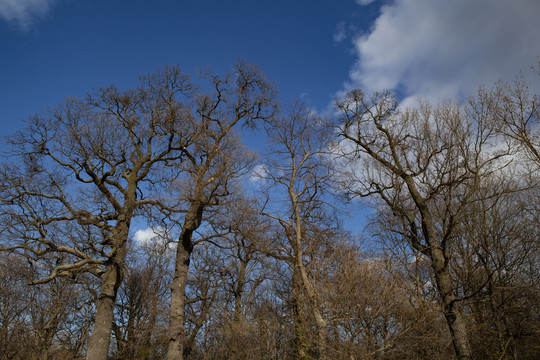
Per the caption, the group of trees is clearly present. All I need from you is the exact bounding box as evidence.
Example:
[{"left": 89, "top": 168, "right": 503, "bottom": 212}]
[{"left": 0, "top": 62, "right": 538, "bottom": 360}]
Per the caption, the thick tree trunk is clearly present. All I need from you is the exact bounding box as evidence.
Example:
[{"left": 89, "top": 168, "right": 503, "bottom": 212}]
[
  {"left": 167, "top": 201, "right": 204, "bottom": 360},
  {"left": 445, "top": 308, "right": 472, "bottom": 360},
  {"left": 432, "top": 253, "right": 472, "bottom": 360},
  {"left": 86, "top": 221, "right": 129, "bottom": 360},
  {"left": 167, "top": 241, "right": 191, "bottom": 360},
  {"left": 86, "top": 261, "right": 123, "bottom": 360},
  {"left": 228, "top": 257, "right": 249, "bottom": 359},
  {"left": 298, "top": 260, "right": 328, "bottom": 360},
  {"left": 233, "top": 256, "right": 248, "bottom": 327},
  {"left": 312, "top": 308, "right": 328, "bottom": 360},
  {"left": 404, "top": 176, "right": 472, "bottom": 360}
]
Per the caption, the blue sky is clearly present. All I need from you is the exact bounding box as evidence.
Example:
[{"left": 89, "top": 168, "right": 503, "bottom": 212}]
[
  {"left": 1, "top": 0, "right": 539, "bottom": 138},
  {"left": 0, "top": 0, "right": 374, "bottom": 137},
  {"left": 1, "top": 0, "right": 539, "bottom": 238}
]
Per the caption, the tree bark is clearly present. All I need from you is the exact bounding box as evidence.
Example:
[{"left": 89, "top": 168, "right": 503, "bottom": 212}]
[
  {"left": 86, "top": 221, "right": 129, "bottom": 360},
  {"left": 167, "top": 201, "right": 204, "bottom": 360},
  {"left": 232, "top": 257, "right": 248, "bottom": 327},
  {"left": 292, "top": 265, "right": 309, "bottom": 360},
  {"left": 297, "top": 259, "right": 328, "bottom": 360},
  {"left": 404, "top": 176, "right": 472, "bottom": 360},
  {"left": 86, "top": 261, "right": 123, "bottom": 360},
  {"left": 432, "top": 248, "right": 472, "bottom": 360},
  {"left": 167, "top": 242, "right": 190, "bottom": 360},
  {"left": 291, "top": 191, "right": 328, "bottom": 360}
]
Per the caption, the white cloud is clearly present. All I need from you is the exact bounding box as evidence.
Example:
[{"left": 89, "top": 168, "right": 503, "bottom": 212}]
[
  {"left": 133, "top": 226, "right": 171, "bottom": 248},
  {"left": 249, "top": 164, "right": 269, "bottom": 182},
  {"left": 347, "top": 0, "right": 540, "bottom": 103},
  {"left": 0, "top": 0, "right": 59, "bottom": 30}
]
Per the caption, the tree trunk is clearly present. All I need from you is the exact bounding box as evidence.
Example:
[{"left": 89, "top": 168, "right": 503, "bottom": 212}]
[
  {"left": 297, "top": 259, "right": 328, "bottom": 360},
  {"left": 432, "top": 257, "right": 472, "bottom": 360},
  {"left": 167, "top": 242, "right": 190, "bottom": 360},
  {"left": 292, "top": 265, "right": 309, "bottom": 360},
  {"left": 86, "top": 221, "right": 129, "bottom": 360},
  {"left": 312, "top": 308, "right": 328, "bottom": 360},
  {"left": 167, "top": 201, "right": 204, "bottom": 360},
  {"left": 233, "top": 257, "right": 248, "bottom": 327},
  {"left": 404, "top": 176, "right": 472, "bottom": 360},
  {"left": 292, "top": 198, "right": 328, "bottom": 360},
  {"left": 86, "top": 262, "right": 123, "bottom": 360}
]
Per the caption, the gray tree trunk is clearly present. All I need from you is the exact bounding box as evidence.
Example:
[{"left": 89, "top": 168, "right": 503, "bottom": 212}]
[
  {"left": 167, "top": 241, "right": 190, "bottom": 360},
  {"left": 85, "top": 262, "right": 123, "bottom": 360},
  {"left": 291, "top": 192, "right": 328, "bottom": 360},
  {"left": 404, "top": 176, "right": 472, "bottom": 360},
  {"left": 86, "top": 221, "right": 129, "bottom": 360},
  {"left": 167, "top": 202, "right": 204, "bottom": 360},
  {"left": 292, "top": 265, "right": 309, "bottom": 360},
  {"left": 433, "top": 259, "right": 472, "bottom": 360}
]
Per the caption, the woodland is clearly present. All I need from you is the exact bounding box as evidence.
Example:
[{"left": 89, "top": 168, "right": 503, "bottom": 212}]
[{"left": 0, "top": 61, "right": 539, "bottom": 360}]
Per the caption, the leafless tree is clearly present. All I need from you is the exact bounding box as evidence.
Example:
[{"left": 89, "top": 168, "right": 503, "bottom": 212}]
[
  {"left": 319, "top": 240, "right": 453, "bottom": 360},
  {"left": 484, "top": 75, "right": 539, "bottom": 169},
  {"left": 0, "top": 252, "right": 94, "bottom": 360},
  {"left": 0, "top": 65, "right": 195, "bottom": 360},
  {"left": 112, "top": 241, "right": 172, "bottom": 359},
  {"left": 335, "top": 90, "right": 513, "bottom": 359},
  {"left": 258, "top": 100, "right": 338, "bottom": 360},
  {"left": 194, "top": 196, "right": 276, "bottom": 360},
  {"left": 451, "top": 184, "right": 540, "bottom": 359},
  {"left": 166, "top": 61, "right": 276, "bottom": 360}
]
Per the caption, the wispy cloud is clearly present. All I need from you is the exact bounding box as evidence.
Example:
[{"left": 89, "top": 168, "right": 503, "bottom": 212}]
[
  {"left": 0, "top": 0, "right": 59, "bottom": 30},
  {"left": 346, "top": 0, "right": 540, "bottom": 102},
  {"left": 333, "top": 21, "right": 347, "bottom": 43},
  {"left": 249, "top": 164, "right": 269, "bottom": 182},
  {"left": 356, "top": 0, "right": 376, "bottom": 5}
]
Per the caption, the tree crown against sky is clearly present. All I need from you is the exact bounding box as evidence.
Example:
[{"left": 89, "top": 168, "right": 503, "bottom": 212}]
[
  {"left": 0, "top": 2, "right": 538, "bottom": 359},
  {"left": 0, "top": 60, "right": 538, "bottom": 360}
]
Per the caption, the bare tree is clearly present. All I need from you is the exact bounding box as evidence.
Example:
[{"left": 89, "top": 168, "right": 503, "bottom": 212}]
[
  {"left": 0, "top": 252, "right": 93, "bottom": 360},
  {"left": 166, "top": 61, "right": 276, "bottom": 360},
  {"left": 0, "top": 254, "right": 34, "bottom": 359},
  {"left": 112, "top": 241, "right": 172, "bottom": 359},
  {"left": 0, "top": 65, "right": 194, "bottom": 360},
  {"left": 319, "top": 240, "right": 453, "bottom": 360},
  {"left": 335, "top": 90, "right": 513, "bottom": 359},
  {"left": 197, "top": 196, "right": 275, "bottom": 360},
  {"left": 485, "top": 75, "right": 539, "bottom": 169},
  {"left": 258, "top": 100, "right": 338, "bottom": 360},
  {"left": 452, "top": 184, "right": 540, "bottom": 359}
]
